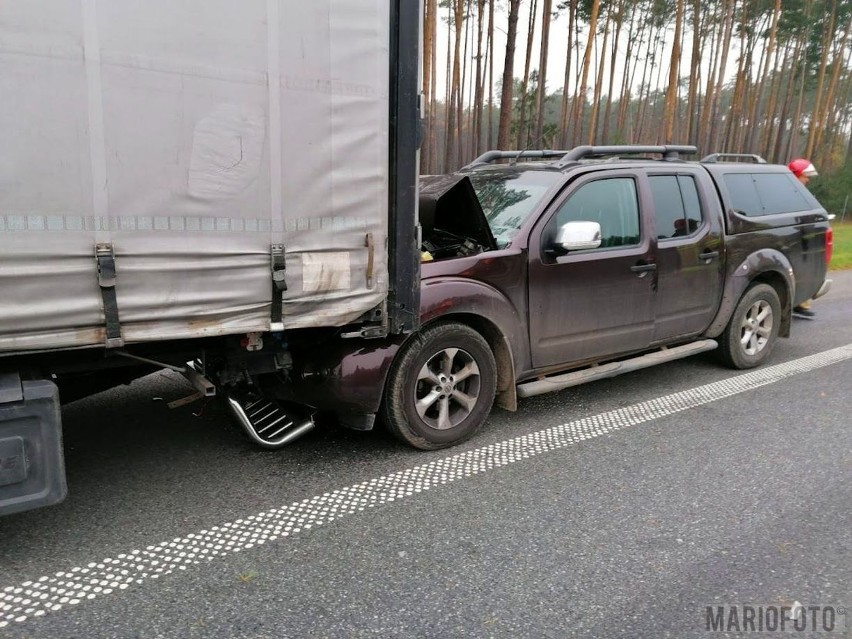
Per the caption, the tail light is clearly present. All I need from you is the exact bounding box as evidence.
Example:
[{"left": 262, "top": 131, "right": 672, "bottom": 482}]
[{"left": 825, "top": 226, "right": 833, "bottom": 266}]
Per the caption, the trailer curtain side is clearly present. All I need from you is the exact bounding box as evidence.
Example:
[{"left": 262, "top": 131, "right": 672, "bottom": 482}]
[{"left": 0, "top": 0, "right": 392, "bottom": 352}]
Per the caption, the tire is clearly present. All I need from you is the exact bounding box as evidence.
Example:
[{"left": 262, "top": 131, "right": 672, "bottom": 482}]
[
  {"left": 380, "top": 322, "right": 497, "bottom": 450},
  {"left": 719, "top": 283, "right": 782, "bottom": 369}
]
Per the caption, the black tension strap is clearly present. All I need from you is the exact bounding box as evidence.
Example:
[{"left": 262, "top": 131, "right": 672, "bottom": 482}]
[
  {"left": 95, "top": 243, "right": 124, "bottom": 348},
  {"left": 271, "top": 244, "right": 287, "bottom": 326}
]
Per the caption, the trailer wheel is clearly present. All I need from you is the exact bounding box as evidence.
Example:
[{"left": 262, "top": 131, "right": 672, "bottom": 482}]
[
  {"left": 719, "top": 283, "right": 781, "bottom": 369},
  {"left": 381, "top": 322, "right": 497, "bottom": 450}
]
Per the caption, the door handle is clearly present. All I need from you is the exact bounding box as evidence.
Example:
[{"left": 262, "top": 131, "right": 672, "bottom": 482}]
[
  {"left": 630, "top": 262, "right": 657, "bottom": 274},
  {"left": 699, "top": 250, "right": 720, "bottom": 261}
]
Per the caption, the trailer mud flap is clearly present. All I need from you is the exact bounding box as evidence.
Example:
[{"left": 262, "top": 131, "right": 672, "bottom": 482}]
[{"left": 0, "top": 376, "right": 66, "bottom": 516}]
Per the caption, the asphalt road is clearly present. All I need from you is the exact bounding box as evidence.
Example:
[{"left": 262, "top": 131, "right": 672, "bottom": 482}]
[{"left": 2, "top": 272, "right": 851, "bottom": 638}]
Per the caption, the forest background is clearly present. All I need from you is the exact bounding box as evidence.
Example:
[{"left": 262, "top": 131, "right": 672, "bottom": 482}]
[{"left": 421, "top": 0, "right": 852, "bottom": 219}]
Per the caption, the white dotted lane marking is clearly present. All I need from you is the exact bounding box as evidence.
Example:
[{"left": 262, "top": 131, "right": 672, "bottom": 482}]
[{"left": 2, "top": 344, "right": 851, "bottom": 629}]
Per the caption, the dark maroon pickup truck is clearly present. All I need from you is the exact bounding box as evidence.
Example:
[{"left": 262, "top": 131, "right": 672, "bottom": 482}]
[
  {"left": 282, "top": 145, "right": 832, "bottom": 449},
  {"left": 0, "top": 144, "right": 834, "bottom": 517}
]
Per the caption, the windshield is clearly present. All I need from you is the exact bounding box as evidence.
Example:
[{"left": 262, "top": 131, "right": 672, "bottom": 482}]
[{"left": 468, "top": 170, "right": 562, "bottom": 248}]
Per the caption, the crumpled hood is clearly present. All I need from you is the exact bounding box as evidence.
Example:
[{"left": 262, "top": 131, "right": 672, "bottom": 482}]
[{"left": 418, "top": 174, "right": 498, "bottom": 251}]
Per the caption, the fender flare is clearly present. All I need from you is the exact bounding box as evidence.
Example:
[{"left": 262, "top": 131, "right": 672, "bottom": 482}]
[
  {"left": 417, "top": 277, "right": 526, "bottom": 411},
  {"left": 704, "top": 249, "right": 794, "bottom": 339},
  {"left": 283, "top": 278, "right": 526, "bottom": 420}
]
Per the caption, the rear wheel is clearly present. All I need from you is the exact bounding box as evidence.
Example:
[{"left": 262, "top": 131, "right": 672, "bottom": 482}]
[
  {"left": 381, "top": 322, "right": 497, "bottom": 450},
  {"left": 719, "top": 283, "right": 781, "bottom": 369}
]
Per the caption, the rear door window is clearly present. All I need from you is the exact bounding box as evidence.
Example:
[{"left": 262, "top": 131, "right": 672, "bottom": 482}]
[{"left": 649, "top": 175, "right": 703, "bottom": 238}]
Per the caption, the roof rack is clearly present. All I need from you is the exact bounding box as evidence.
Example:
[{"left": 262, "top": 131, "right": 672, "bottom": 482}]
[
  {"left": 555, "top": 145, "right": 698, "bottom": 166},
  {"left": 462, "top": 145, "right": 698, "bottom": 171},
  {"left": 462, "top": 150, "right": 571, "bottom": 170},
  {"left": 701, "top": 153, "right": 767, "bottom": 164}
]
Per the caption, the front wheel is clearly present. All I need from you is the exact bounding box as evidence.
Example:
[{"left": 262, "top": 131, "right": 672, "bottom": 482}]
[
  {"left": 719, "top": 283, "right": 782, "bottom": 369},
  {"left": 380, "top": 322, "right": 497, "bottom": 450}
]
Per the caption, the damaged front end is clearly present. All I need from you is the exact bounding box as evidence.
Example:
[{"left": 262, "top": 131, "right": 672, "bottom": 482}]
[{"left": 419, "top": 175, "right": 498, "bottom": 261}]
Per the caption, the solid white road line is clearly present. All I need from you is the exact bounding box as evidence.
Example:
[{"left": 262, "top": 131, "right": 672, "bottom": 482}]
[{"left": 2, "top": 344, "right": 852, "bottom": 629}]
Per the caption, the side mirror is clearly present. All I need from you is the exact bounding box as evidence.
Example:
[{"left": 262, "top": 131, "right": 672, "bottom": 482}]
[{"left": 556, "top": 221, "right": 602, "bottom": 251}]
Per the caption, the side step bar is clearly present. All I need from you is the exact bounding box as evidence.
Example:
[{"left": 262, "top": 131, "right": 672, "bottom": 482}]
[
  {"left": 517, "top": 339, "right": 718, "bottom": 399},
  {"left": 226, "top": 395, "right": 315, "bottom": 449}
]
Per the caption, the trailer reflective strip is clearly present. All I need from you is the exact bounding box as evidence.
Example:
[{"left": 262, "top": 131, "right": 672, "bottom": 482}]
[
  {"left": 0, "top": 214, "right": 371, "bottom": 234},
  {"left": 2, "top": 344, "right": 852, "bottom": 628}
]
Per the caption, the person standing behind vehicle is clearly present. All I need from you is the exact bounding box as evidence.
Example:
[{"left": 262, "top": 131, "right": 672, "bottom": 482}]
[{"left": 788, "top": 158, "right": 820, "bottom": 317}]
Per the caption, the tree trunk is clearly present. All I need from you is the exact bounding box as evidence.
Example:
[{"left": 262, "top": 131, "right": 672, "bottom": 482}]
[
  {"left": 588, "top": 7, "right": 610, "bottom": 145},
  {"left": 472, "top": 0, "right": 486, "bottom": 158},
  {"left": 641, "top": 24, "right": 668, "bottom": 143},
  {"left": 805, "top": 1, "right": 837, "bottom": 159},
  {"left": 616, "top": 2, "right": 640, "bottom": 138},
  {"left": 516, "top": 0, "right": 538, "bottom": 148},
  {"left": 497, "top": 0, "right": 521, "bottom": 150},
  {"left": 487, "top": 0, "right": 495, "bottom": 149},
  {"left": 813, "top": 17, "right": 851, "bottom": 163},
  {"left": 533, "top": 0, "right": 553, "bottom": 144},
  {"left": 745, "top": 0, "right": 781, "bottom": 153},
  {"left": 686, "top": 0, "right": 702, "bottom": 146},
  {"left": 558, "top": 0, "right": 578, "bottom": 148},
  {"left": 725, "top": 0, "right": 758, "bottom": 153},
  {"left": 722, "top": 1, "right": 751, "bottom": 153},
  {"left": 458, "top": 0, "right": 470, "bottom": 168},
  {"left": 442, "top": 1, "right": 453, "bottom": 171},
  {"left": 662, "top": 0, "right": 684, "bottom": 144},
  {"left": 787, "top": 1, "right": 816, "bottom": 159},
  {"left": 760, "top": 40, "right": 786, "bottom": 160},
  {"left": 707, "top": 0, "right": 736, "bottom": 153},
  {"left": 824, "top": 45, "right": 852, "bottom": 166},
  {"left": 601, "top": 0, "right": 625, "bottom": 143},
  {"left": 635, "top": 21, "right": 659, "bottom": 143},
  {"left": 773, "top": 28, "right": 807, "bottom": 162},
  {"left": 444, "top": 0, "right": 464, "bottom": 171},
  {"left": 840, "top": 59, "right": 852, "bottom": 164},
  {"left": 699, "top": 2, "right": 724, "bottom": 149},
  {"left": 428, "top": 0, "right": 439, "bottom": 172},
  {"left": 571, "top": 0, "right": 601, "bottom": 147},
  {"left": 421, "top": 0, "right": 435, "bottom": 173}
]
